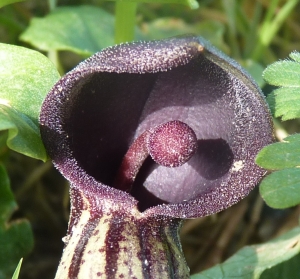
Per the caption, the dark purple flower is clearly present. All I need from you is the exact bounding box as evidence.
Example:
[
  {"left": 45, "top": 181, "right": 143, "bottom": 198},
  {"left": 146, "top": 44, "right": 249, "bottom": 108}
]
[{"left": 40, "top": 35, "right": 273, "bottom": 278}]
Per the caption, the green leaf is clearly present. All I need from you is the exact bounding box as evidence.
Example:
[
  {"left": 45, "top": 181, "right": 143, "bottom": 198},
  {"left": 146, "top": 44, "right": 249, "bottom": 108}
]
[
  {"left": 267, "top": 87, "right": 300, "bottom": 120},
  {"left": 0, "top": 43, "right": 60, "bottom": 161},
  {"left": 263, "top": 51, "right": 300, "bottom": 121},
  {"left": 263, "top": 60, "right": 300, "bottom": 87},
  {"left": 0, "top": 164, "right": 33, "bottom": 279},
  {"left": 20, "top": 6, "right": 116, "bottom": 57},
  {"left": 0, "top": 0, "right": 24, "bottom": 9},
  {"left": 0, "top": 105, "right": 47, "bottom": 160},
  {"left": 256, "top": 134, "right": 300, "bottom": 170},
  {"left": 11, "top": 259, "right": 22, "bottom": 279},
  {"left": 289, "top": 51, "right": 300, "bottom": 63},
  {"left": 260, "top": 253, "right": 300, "bottom": 279},
  {"left": 191, "top": 227, "right": 300, "bottom": 279},
  {"left": 259, "top": 168, "right": 300, "bottom": 208}
]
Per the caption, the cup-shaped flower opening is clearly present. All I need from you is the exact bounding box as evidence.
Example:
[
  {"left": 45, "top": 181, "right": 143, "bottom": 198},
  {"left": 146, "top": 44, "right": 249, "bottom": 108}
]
[{"left": 40, "top": 35, "right": 273, "bottom": 218}]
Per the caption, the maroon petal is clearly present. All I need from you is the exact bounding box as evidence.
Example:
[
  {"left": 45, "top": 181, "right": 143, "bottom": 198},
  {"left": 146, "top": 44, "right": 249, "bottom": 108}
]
[{"left": 40, "top": 35, "right": 273, "bottom": 219}]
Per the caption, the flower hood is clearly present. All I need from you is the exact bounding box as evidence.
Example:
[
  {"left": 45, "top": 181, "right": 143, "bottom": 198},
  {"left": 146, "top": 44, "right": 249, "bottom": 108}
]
[{"left": 40, "top": 35, "right": 273, "bottom": 218}]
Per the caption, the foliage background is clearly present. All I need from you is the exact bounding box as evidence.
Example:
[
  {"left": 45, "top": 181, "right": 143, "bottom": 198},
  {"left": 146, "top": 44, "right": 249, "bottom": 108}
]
[{"left": 1, "top": 0, "right": 300, "bottom": 278}]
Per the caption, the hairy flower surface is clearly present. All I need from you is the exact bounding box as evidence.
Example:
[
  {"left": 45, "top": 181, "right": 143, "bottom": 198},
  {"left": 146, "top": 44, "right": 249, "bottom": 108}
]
[
  {"left": 39, "top": 35, "right": 273, "bottom": 278},
  {"left": 40, "top": 35, "right": 273, "bottom": 217}
]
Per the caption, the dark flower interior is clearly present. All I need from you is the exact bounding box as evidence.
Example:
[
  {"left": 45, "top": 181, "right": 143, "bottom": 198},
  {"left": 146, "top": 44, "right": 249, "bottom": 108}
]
[
  {"left": 65, "top": 58, "right": 248, "bottom": 210},
  {"left": 40, "top": 36, "right": 273, "bottom": 215}
]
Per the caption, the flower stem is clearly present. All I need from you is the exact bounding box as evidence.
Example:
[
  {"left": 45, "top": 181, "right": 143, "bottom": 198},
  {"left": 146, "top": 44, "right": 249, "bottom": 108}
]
[
  {"left": 47, "top": 0, "right": 64, "bottom": 74},
  {"left": 48, "top": 0, "right": 57, "bottom": 11},
  {"left": 115, "top": 2, "right": 138, "bottom": 44},
  {"left": 47, "top": 50, "right": 64, "bottom": 75}
]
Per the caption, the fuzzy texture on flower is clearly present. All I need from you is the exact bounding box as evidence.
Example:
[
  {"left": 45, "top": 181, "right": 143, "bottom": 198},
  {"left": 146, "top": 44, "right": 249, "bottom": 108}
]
[{"left": 40, "top": 35, "right": 273, "bottom": 218}]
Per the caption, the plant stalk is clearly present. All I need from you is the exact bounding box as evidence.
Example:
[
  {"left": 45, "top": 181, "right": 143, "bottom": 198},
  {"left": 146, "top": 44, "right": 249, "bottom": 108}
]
[{"left": 115, "top": 2, "right": 138, "bottom": 44}]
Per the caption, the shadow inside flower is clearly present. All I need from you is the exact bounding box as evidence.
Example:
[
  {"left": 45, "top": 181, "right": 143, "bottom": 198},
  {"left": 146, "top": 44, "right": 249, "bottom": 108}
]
[{"left": 131, "top": 138, "right": 233, "bottom": 210}]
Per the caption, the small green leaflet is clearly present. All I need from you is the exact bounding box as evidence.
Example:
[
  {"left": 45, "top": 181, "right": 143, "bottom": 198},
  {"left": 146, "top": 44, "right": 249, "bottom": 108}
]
[
  {"left": 263, "top": 58, "right": 300, "bottom": 87},
  {"left": 191, "top": 227, "right": 300, "bottom": 279},
  {"left": 289, "top": 51, "right": 300, "bottom": 63},
  {"left": 256, "top": 134, "right": 300, "bottom": 170},
  {"left": 256, "top": 134, "right": 300, "bottom": 208},
  {"left": 258, "top": 52, "right": 300, "bottom": 208},
  {"left": 263, "top": 51, "right": 300, "bottom": 120},
  {"left": 259, "top": 168, "right": 300, "bottom": 209},
  {"left": 0, "top": 43, "right": 60, "bottom": 161}
]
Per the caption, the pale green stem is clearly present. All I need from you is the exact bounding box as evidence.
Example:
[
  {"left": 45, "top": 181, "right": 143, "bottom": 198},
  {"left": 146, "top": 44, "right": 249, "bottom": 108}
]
[
  {"left": 47, "top": 0, "right": 64, "bottom": 74},
  {"left": 48, "top": 0, "right": 57, "bottom": 11},
  {"left": 115, "top": 2, "right": 138, "bottom": 44},
  {"left": 48, "top": 49, "right": 64, "bottom": 76}
]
